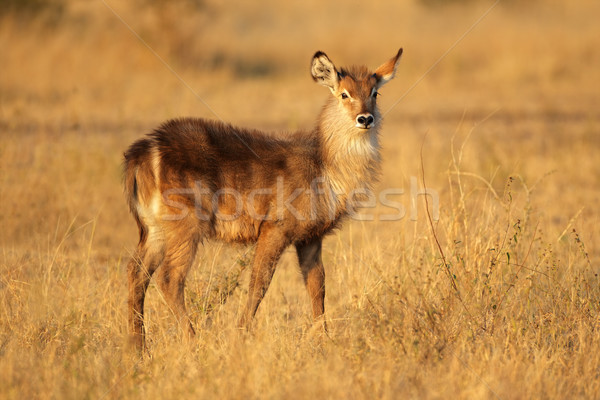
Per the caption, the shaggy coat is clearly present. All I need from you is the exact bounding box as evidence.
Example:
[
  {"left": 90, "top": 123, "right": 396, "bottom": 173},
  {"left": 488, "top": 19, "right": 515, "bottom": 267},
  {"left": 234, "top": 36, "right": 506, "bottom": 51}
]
[{"left": 124, "top": 49, "right": 403, "bottom": 351}]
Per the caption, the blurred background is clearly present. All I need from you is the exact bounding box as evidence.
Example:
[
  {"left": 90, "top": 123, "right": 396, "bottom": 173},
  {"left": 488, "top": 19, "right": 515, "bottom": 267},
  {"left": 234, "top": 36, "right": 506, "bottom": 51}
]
[
  {"left": 2, "top": 0, "right": 598, "bottom": 125},
  {"left": 1, "top": 0, "right": 598, "bottom": 253}
]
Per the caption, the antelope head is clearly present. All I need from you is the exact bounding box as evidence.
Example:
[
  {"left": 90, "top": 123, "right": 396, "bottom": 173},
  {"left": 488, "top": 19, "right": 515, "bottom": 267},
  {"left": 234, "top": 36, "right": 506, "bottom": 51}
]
[{"left": 311, "top": 48, "right": 403, "bottom": 130}]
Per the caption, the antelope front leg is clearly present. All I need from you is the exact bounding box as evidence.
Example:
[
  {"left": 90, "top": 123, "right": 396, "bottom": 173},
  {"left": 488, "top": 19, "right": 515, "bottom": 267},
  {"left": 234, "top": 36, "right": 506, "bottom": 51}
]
[
  {"left": 239, "top": 226, "right": 288, "bottom": 328},
  {"left": 295, "top": 238, "right": 326, "bottom": 330}
]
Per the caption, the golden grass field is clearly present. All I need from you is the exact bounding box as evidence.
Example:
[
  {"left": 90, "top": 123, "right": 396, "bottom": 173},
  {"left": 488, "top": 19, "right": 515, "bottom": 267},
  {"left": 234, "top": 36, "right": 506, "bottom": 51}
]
[{"left": 1, "top": 0, "right": 599, "bottom": 398}]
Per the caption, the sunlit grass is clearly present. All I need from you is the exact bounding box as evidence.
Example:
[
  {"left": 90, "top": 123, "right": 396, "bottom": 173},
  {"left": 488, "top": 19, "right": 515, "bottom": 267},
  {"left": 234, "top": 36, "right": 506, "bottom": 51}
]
[{"left": 0, "top": 1, "right": 599, "bottom": 398}]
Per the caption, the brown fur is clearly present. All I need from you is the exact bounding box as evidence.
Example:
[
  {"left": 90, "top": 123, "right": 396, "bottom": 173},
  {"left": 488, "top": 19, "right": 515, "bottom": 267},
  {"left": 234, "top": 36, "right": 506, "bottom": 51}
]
[{"left": 124, "top": 49, "right": 402, "bottom": 351}]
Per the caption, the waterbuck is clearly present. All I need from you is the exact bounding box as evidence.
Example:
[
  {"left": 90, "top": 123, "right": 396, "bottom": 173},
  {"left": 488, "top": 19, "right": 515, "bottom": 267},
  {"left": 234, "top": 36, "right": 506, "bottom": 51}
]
[{"left": 124, "top": 48, "right": 403, "bottom": 350}]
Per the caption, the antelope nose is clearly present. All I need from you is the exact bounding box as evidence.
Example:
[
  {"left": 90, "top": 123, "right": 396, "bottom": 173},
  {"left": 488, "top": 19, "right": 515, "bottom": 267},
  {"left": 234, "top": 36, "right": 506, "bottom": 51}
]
[{"left": 356, "top": 113, "right": 374, "bottom": 129}]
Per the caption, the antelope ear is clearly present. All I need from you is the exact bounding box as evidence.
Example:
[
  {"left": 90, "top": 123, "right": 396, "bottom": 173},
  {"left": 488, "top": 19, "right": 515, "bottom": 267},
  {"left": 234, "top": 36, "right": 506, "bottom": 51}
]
[
  {"left": 375, "top": 48, "right": 403, "bottom": 88},
  {"left": 311, "top": 51, "right": 340, "bottom": 91}
]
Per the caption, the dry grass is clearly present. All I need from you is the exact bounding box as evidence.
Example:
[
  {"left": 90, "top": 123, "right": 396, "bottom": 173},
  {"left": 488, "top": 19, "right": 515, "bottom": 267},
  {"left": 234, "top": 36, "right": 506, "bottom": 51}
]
[{"left": 1, "top": 0, "right": 599, "bottom": 398}]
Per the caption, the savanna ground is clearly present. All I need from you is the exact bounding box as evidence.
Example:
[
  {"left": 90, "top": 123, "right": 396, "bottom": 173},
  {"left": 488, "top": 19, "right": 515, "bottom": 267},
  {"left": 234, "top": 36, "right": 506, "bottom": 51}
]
[{"left": 1, "top": 0, "right": 599, "bottom": 398}]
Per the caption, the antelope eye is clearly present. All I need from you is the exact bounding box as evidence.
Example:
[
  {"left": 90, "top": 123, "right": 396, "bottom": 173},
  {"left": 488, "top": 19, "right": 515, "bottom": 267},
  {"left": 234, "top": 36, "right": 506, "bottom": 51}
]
[
  {"left": 341, "top": 92, "right": 349, "bottom": 99},
  {"left": 372, "top": 91, "right": 379, "bottom": 98}
]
